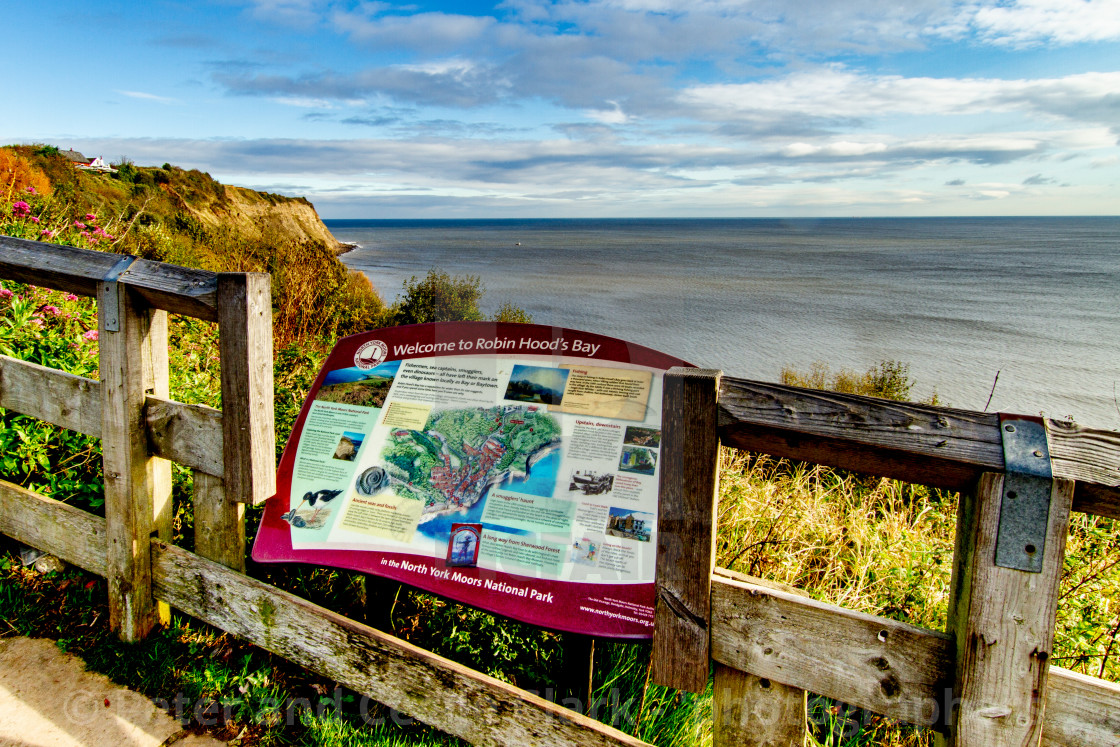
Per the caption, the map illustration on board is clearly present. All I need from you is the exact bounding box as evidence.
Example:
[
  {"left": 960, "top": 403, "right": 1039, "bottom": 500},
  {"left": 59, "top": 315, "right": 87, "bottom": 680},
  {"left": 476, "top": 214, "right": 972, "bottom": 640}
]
[{"left": 381, "top": 404, "right": 561, "bottom": 517}]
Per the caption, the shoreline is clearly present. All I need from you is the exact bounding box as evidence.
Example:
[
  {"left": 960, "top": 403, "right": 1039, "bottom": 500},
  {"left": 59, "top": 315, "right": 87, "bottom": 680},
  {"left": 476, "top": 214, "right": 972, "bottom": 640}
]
[{"left": 335, "top": 241, "right": 360, "bottom": 256}]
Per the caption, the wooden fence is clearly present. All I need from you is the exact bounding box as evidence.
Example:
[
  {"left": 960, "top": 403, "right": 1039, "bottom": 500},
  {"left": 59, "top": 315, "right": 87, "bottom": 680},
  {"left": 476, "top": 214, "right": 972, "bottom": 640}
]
[{"left": 1, "top": 236, "right": 1118, "bottom": 746}]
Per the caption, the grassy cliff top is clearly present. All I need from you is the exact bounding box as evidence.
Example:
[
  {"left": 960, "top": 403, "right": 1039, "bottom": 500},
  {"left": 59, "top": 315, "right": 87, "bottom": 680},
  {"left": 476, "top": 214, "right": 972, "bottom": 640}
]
[
  {"left": 2, "top": 143, "right": 384, "bottom": 347},
  {"left": 2, "top": 144, "right": 339, "bottom": 251}
]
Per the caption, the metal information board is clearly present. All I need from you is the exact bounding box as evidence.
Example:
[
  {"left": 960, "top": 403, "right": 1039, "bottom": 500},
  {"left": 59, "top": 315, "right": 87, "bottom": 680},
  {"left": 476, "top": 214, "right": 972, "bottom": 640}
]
[{"left": 253, "top": 321, "right": 689, "bottom": 639}]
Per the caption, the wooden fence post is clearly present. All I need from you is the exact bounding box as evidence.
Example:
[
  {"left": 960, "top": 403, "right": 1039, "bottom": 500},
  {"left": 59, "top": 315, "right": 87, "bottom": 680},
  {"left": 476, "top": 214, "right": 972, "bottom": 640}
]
[
  {"left": 652, "top": 367, "right": 722, "bottom": 694},
  {"left": 559, "top": 633, "right": 595, "bottom": 713},
  {"left": 194, "top": 273, "right": 275, "bottom": 569},
  {"left": 100, "top": 279, "right": 168, "bottom": 641},
  {"left": 143, "top": 307, "right": 173, "bottom": 624},
  {"left": 193, "top": 471, "right": 244, "bottom": 572},
  {"left": 714, "top": 664, "right": 806, "bottom": 746},
  {"left": 946, "top": 469, "right": 1074, "bottom": 745}
]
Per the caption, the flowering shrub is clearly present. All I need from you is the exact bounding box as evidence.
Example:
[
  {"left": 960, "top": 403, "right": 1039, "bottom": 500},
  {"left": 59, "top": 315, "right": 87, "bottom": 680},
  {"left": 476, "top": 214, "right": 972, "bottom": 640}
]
[
  {"left": 2, "top": 185, "right": 118, "bottom": 249},
  {"left": 0, "top": 282, "right": 104, "bottom": 510}
]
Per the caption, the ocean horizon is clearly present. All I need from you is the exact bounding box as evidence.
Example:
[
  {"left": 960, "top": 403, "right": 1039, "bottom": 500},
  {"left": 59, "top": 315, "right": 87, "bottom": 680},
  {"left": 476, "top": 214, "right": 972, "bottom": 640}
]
[{"left": 330, "top": 216, "right": 1120, "bottom": 431}]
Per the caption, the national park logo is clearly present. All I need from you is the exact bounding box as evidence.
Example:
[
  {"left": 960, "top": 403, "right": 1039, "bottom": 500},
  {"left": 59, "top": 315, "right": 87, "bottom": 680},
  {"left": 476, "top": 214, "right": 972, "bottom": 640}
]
[{"left": 354, "top": 339, "right": 388, "bottom": 370}]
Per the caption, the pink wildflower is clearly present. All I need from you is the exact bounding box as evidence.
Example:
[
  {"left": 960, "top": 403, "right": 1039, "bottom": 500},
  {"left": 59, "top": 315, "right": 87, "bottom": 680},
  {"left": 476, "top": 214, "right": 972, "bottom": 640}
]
[
  {"left": 12, "top": 201, "right": 30, "bottom": 217},
  {"left": 93, "top": 227, "right": 105, "bottom": 236},
  {"left": 83, "top": 330, "right": 99, "bottom": 342},
  {"left": 66, "top": 294, "right": 78, "bottom": 301},
  {"left": 0, "top": 289, "right": 12, "bottom": 299},
  {"left": 43, "top": 305, "right": 61, "bottom": 316},
  {"left": 29, "top": 216, "right": 40, "bottom": 223},
  {"left": 74, "top": 221, "right": 86, "bottom": 229},
  {"left": 30, "top": 317, "right": 43, "bottom": 329},
  {"left": 26, "top": 186, "right": 36, "bottom": 194},
  {"left": 40, "top": 229, "right": 55, "bottom": 239},
  {"left": 85, "top": 213, "right": 97, "bottom": 222}
]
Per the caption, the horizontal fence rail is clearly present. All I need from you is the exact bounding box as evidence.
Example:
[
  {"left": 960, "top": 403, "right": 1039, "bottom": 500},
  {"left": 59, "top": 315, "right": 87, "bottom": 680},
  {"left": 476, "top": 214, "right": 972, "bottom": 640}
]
[
  {"left": 709, "top": 569, "right": 1120, "bottom": 746},
  {"left": 0, "top": 236, "right": 220, "bottom": 321},
  {"left": 0, "top": 355, "right": 224, "bottom": 477},
  {"left": 716, "top": 377, "right": 1120, "bottom": 520}
]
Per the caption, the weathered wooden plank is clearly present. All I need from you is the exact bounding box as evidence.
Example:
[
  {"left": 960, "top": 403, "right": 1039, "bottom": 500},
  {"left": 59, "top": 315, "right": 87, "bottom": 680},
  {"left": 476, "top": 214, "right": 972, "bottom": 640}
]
[
  {"left": 144, "top": 309, "right": 173, "bottom": 627},
  {"left": 144, "top": 313, "right": 173, "bottom": 538},
  {"left": 0, "top": 479, "right": 107, "bottom": 576},
  {"left": 717, "top": 377, "right": 1000, "bottom": 490},
  {"left": 99, "top": 281, "right": 161, "bottom": 642},
  {"left": 192, "top": 470, "right": 245, "bottom": 572},
  {"left": 653, "top": 367, "right": 722, "bottom": 694},
  {"left": 121, "top": 259, "right": 218, "bottom": 322},
  {"left": 217, "top": 273, "right": 276, "bottom": 505},
  {"left": 712, "top": 567, "right": 812, "bottom": 744},
  {"left": 149, "top": 540, "right": 650, "bottom": 747},
  {"left": 0, "top": 355, "right": 101, "bottom": 436},
  {"left": 0, "top": 236, "right": 128, "bottom": 297},
  {"left": 948, "top": 472, "right": 1075, "bottom": 746},
  {"left": 0, "top": 237, "right": 220, "bottom": 320},
  {"left": 0, "top": 358, "right": 224, "bottom": 477},
  {"left": 1042, "top": 667, "right": 1120, "bottom": 747},
  {"left": 714, "top": 664, "right": 806, "bottom": 747},
  {"left": 1050, "top": 419, "right": 1120, "bottom": 520},
  {"left": 144, "top": 396, "right": 224, "bottom": 476},
  {"left": 712, "top": 572, "right": 1120, "bottom": 745},
  {"left": 710, "top": 573, "right": 955, "bottom": 727},
  {"left": 716, "top": 377, "right": 1120, "bottom": 517}
]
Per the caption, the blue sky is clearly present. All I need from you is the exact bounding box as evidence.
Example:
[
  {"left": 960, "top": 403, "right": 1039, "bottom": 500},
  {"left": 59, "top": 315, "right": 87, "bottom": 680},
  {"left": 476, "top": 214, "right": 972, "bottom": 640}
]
[{"left": 2, "top": 0, "right": 1118, "bottom": 217}]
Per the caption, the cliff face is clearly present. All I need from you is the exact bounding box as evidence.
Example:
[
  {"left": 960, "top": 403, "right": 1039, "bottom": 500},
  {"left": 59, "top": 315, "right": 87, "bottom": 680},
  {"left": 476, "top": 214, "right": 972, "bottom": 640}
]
[{"left": 185, "top": 184, "right": 341, "bottom": 251}]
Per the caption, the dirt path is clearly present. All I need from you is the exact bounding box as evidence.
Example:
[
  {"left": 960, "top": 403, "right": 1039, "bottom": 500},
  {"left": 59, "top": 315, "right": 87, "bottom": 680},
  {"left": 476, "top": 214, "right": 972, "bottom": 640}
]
[{"left": 0, "top": 637, "right": 226, "bottom": 747}]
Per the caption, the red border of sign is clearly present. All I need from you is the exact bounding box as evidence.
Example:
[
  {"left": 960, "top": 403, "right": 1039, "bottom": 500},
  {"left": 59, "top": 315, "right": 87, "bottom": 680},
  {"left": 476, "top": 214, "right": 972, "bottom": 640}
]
[{"left": 252, "top": 321, "right": 690, "bottom": 639}]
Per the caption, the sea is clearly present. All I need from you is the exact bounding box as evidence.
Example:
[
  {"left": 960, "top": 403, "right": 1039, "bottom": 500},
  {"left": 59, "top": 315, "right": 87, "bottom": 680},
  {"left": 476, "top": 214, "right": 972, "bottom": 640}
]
[{"left": 329, "top": 217, "right": 1120, "bottom": 431}]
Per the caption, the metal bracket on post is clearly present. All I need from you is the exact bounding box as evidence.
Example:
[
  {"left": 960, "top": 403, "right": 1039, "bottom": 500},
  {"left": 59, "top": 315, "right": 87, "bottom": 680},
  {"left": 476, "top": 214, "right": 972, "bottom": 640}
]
[
  {"left": 98, "top": 255, "right": 138, "bottom": 332},
  {"left": 994, "top": 414, "right": 1054, "bottom": 573}
]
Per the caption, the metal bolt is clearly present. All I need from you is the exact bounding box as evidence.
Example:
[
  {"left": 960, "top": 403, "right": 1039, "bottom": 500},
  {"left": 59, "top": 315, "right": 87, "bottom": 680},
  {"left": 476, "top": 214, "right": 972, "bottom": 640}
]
[
  {"left": 1033, "top": 450, "right": 1044, "bottom": 458},
  {"left": 1004, "top": 424, "right": 1016, "bottom": 433}
]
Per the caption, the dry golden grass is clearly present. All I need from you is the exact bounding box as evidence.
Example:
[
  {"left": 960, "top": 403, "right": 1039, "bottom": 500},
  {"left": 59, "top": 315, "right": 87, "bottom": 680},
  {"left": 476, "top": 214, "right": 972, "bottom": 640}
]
[
  {"left": 713, "top": 446, "right": 1119, "bottom": 746},
  {"left": 716, "top": 449, "right": 956, "bottom": 629}
]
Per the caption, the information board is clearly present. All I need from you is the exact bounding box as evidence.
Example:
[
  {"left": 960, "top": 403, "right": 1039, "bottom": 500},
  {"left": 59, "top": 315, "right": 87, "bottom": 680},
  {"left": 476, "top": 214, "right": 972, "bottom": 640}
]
[{"left": 252, "top": 322, "right": 690, "bottom": 639}]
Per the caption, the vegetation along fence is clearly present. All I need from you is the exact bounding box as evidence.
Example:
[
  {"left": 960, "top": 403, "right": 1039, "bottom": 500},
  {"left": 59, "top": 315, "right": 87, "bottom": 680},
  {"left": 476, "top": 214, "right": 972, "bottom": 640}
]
[{"left": 1, "top": 236, "right": 1119, "bottom": 746}]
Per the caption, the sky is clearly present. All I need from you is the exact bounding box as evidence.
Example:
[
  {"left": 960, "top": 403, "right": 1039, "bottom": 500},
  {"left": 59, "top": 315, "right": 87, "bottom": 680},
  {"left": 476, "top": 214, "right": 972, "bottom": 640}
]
[{"left": 2, "top": 0, "right": 1119, "bottom": 218}]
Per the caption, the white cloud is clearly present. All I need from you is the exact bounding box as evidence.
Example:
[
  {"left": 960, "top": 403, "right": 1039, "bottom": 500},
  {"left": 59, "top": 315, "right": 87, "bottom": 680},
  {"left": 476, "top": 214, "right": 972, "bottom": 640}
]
[
  {"left": 583, "top": 101, "right": 630, "bottom": 124},
  {"left": 331, "top": 7, "right": 498, "bottom": 52},
  {"left": 116, "top": 90, "right": 181, "bottom": 105},
  {"left": 970, "top": 0, "right": 1120, "bottom": 46},
  {"left": 680, "top": 68, "right": 1120, "bottom": 125},
  {"left": 271, "top": 96, "right": 338, "bottom": 108},
  {"left": 245, "top": 0, "right": 326, "bottom": 27},
  {"left": 781, "top": 141, "right": 889, "bottom": 158}
]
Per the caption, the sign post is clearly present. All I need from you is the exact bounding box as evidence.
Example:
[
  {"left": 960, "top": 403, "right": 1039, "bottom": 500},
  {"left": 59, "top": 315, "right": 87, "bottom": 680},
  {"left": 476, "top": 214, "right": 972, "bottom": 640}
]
[{"left": 253, "top": 321, "right": 690, "bottom": 639}]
